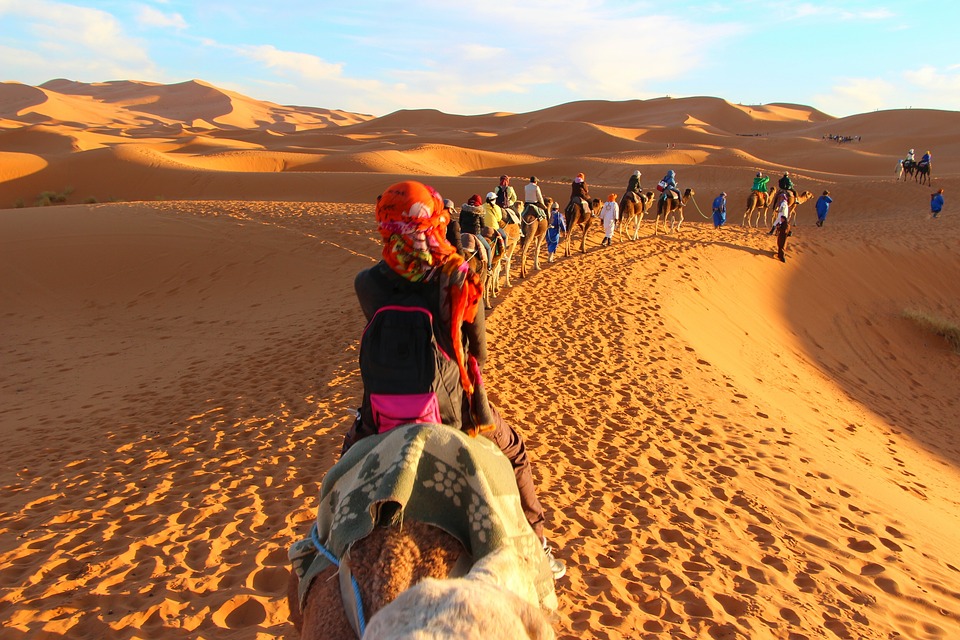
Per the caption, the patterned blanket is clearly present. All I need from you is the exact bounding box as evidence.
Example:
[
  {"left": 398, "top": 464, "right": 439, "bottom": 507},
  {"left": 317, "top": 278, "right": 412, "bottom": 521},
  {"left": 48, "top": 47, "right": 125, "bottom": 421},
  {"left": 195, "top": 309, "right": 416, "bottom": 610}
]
[{"left": 289, "top": 423, "right": 557, "bottom": 615}]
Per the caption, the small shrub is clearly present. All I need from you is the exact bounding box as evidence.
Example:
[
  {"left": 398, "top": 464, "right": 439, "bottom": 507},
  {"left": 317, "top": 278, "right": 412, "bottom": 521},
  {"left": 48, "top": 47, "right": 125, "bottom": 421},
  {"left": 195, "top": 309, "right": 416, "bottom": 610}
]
[
  {"left": 903, "top": 308, "right": 960, "bottom": 353},
  {"left": 83, "top": 197, "right": 98, "bottom": 204},
  {"left": 36, "top": 191, "right": 55, "bottom": 206},
  {"left": 15, "top": 198, "right": 24, "bottom": 208}
]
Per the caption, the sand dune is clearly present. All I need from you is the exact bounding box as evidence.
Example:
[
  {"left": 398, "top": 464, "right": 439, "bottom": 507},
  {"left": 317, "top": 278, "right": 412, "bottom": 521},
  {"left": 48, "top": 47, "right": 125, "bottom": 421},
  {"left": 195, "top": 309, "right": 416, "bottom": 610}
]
[{"left": 1, "top": 78, "right": 958, "bottom": 639}]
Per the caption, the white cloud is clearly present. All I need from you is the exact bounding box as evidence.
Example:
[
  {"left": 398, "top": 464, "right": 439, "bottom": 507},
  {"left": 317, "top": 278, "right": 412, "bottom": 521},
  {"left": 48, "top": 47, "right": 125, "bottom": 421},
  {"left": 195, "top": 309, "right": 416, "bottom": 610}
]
[
  {"left": 136, "top": 5, "right": 187, "bottom": 30},
  {"left": 787, "top": 2, "right": 894, "bottom": 21},
  {"left": 813, "top": 65, "right": 960, "bottom": 115},
  {"left": 238, "top": 45, "right": 343, "bottom": 80},
  {"left": 0, "top": 1, "right": 158, "bottom": 80},
  {"left": 813, "top": 78, "right": 897, "bottom": 115}
]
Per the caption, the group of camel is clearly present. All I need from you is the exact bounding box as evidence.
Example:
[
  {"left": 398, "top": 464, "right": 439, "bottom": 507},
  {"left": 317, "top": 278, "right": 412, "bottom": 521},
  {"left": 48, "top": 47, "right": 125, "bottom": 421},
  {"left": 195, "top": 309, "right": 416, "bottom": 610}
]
[
  {"left": 897, "top": 158, "right": 932, "bottom": 185},
  {"left": 464, "top": 188, "right": 696, "bottom": 308},
  {"left": 741, "top": 188, "right": 815, "bottom": 229}
]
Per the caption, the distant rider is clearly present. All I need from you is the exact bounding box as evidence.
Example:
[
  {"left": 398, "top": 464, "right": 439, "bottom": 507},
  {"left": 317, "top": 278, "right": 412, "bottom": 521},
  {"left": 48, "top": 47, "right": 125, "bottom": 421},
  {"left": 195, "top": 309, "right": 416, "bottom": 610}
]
[
  {"left": 524, "top": 176, "right": 548, "bottom": 218},
  {"left": 625, "top": 170, "right": 643, "bottom": 203},
  {"left": 660, "top": 170, "right": 681, "bottom": 201},
  {"left": 778, "top": 171, "right": 797, "bottom": 201},
  {"left": 570, "top": 173, "right": 591, "bottom": 212}
]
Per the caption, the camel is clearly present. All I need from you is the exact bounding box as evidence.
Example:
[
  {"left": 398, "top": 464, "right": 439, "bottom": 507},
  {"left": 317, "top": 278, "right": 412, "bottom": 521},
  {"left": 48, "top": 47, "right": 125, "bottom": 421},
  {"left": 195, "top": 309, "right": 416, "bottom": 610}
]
[
  {"left": 897, "top": 159, "right": 916, "bottom": 182},
  {"left": 618, "top": 191, "right": 654, "bottom": 241},
  {"left": 915, "top": 161, "right": 931, "bottom": 186},
  {"left": 287, "top": 423, "right": 558, "bottom": 640},
  {"left": 563, "top": 197, "right": 601, "bottom": 255},
  {"left": 518, "top": 198, "right": 552, "bottom": 278},
  {"left": 742, "top": 187, "right": 774, "bottom": 228},
  {"left": 654, "top": 188, "right": 695, "bottom": 234}
]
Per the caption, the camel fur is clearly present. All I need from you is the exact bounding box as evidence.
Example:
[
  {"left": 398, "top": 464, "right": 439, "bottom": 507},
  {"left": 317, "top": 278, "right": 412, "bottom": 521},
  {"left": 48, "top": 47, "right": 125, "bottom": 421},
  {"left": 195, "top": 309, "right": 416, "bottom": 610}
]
[
  {"left": 289, "top": 521, "right": 465, "bottom": 639},
  {"left": 363, "top": 544, "right": 556, "bottom": 640}
]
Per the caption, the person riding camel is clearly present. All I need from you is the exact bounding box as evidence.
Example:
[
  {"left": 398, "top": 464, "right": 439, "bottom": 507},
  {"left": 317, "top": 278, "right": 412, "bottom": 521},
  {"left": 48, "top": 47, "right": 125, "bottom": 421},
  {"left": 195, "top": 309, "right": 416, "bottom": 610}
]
[
  {"left": 750, "top": 171, "right": 770, "bottom": 197},
  {"left": 483, "top": 191, "right": 507, "bottom": 248},
  {"left": 459, "top": 194, "right": 492, "bottom": 265},
  {"left": 495, "top": 175, "right": 519, "bottom": 221},
  {"left": 920, "top": 150, "right": 932, "bottom": 169},
  {"left": 905, "top": 148, "right": 916, "bottom": 164},
  {"left": 570, "top": 173, "right": 591, "bottom": 213},
  {"left": 625, "top": 170, "right": 643, "bottom": 203},
  {"left": 778, "top": 171, "right": 797, "bottom": 201},
  {"left": 660, "top": 170, "right": 681, "bottom": 201},
  {"left": 443, "top": 198, "right": 463, "bottom": 255},
  {"left": 345, "top": 180, "right": 565, "bottom": 579},
  {"left": 524, "top": 176, "right": 548, "bottom": 219}
]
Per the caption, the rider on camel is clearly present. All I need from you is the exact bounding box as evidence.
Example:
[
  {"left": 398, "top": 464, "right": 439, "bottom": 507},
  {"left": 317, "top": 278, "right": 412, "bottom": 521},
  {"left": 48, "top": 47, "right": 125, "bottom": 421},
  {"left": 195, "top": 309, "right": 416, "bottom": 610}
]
[
  {"left": 524, "top": 176, "right": 548, "bottom": 219},
  {"left": 905, "top": 148, "right": 916, "bottom": 164},
  {"left": 660, "top": 170, "right": 681, "bottom": 201},
  {"left": 459, "top": 194, "right": 492, "bottom": 265},
  {"left": 495, "top": 175, "right": 519, "bottom": 219},
  {"left": 570, "top": 173, "right": 591, "bottom": 213},
  {"left": 920, "top": 150, "right": 932, "bottom": 168},
  {"left": 778, "top": 171, "right": 797, "bottom": 202},
  {"left": 483, "top": 192, "right": 507, "bottom": 247},
  {"left": 752, "top": 171, "right": 770, "bottom": 200},
  {"left": 443, "top": 198, "right": 463, "bottom": 255},
  {"left": 625, "top": 170, "right": 643, "bottom": 203}
]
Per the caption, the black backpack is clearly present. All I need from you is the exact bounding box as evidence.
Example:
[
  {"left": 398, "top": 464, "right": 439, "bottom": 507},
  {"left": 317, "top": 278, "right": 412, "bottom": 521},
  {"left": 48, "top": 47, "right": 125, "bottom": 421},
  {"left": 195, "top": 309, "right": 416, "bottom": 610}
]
[
  {"left": 495, "top": 186, "right": 508, "bottom": 208},
  {"left": 359, "top": 301, "right": 464, "bottom": 433}
]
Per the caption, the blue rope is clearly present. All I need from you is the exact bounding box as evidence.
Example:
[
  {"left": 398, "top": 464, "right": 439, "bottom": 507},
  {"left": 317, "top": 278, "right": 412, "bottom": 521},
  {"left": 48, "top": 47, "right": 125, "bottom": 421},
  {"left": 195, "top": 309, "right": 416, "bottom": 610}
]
[{"left": 311, "top": 523, "right": 366, "bottom": 637}]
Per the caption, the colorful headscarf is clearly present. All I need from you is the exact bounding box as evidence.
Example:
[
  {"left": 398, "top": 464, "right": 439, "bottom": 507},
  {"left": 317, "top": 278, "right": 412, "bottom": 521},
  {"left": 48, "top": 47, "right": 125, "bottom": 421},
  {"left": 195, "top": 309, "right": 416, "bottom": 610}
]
[
  {"left": 375, "top": 181, "right": 486, "bottom": 414},
  {"left": 376, "top": 181, "right": 454, "bottom": 282}
]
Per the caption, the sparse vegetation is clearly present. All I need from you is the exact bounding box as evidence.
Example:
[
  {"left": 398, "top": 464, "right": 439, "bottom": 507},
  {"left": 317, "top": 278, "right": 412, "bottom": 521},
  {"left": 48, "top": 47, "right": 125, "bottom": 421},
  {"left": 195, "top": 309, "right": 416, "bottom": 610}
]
[
  {"left": 35, "top": 187, "right": 74, "bottom": 206},
  {"left": 903, "top": 308, "right": 960, "bottom": 353},
  {"left": 15, "top": 199, "right": 25, "bottom": 208},
  {"left": 83, "top": 197, "right": 98, "bottom": 204}
]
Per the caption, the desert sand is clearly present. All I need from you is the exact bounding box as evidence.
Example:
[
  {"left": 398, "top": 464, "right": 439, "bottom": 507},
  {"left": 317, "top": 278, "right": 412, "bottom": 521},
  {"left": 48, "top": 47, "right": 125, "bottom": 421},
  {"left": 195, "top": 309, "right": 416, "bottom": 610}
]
[{"left": 1, "top": 79, "right": 959, "bottom": 639}]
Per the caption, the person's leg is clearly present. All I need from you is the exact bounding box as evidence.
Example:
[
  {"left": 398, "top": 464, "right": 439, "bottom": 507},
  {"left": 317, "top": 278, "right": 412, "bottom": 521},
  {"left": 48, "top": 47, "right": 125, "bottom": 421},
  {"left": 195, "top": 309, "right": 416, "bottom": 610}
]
[
  {"left": 777, "top": 234, "right": 787, "bottom": 261},
  {"left": 482, "top": 404, "right": 546, "bottom": 539}
]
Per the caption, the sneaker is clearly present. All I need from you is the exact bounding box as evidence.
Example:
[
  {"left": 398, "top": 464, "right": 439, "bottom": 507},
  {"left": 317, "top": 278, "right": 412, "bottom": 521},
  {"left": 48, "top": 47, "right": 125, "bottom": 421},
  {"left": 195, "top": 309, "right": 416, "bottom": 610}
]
[{"left": 542, "top": 540, "right": 566, "bottom": 580}]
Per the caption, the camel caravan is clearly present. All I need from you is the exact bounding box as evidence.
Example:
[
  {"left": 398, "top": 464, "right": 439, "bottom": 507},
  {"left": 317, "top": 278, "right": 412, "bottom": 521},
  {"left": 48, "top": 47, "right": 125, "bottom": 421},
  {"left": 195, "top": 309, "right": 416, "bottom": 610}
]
[
  {"left": 379, "top": 170, "right": 820, "bottom": 312},
  {"left": 284, "top": 170, "right": 819, "bottom": 639}
]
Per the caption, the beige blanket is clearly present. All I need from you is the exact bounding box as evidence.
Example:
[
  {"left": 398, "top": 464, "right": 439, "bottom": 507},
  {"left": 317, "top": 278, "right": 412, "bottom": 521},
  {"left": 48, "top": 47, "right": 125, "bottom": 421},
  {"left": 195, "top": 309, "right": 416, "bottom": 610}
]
[{"left": 289, "top": 422, "right": 557, "bottom": 615}]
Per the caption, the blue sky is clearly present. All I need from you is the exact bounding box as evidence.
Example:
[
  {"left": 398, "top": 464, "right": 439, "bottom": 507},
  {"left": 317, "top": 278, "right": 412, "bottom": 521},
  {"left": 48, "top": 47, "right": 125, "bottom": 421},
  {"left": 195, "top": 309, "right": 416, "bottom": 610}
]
[{"left": 1, "top": 0, "right": 958, "bottom": 118}]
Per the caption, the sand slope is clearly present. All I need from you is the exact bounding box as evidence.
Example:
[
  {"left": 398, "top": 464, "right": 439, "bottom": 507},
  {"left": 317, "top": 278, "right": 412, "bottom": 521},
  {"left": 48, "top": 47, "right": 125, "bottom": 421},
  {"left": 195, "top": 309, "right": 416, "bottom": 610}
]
[{"left": 2, "top": 198, "right": 959, "bottom": 639}]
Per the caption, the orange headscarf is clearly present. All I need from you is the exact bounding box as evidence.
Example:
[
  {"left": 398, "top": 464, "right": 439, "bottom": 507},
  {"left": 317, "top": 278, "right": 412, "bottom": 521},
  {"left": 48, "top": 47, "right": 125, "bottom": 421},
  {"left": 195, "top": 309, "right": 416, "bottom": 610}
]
[
  {"left": 375, "top": 181, "right": 485, "bottom": 399},
  {"left": 376, "top": 181, "right": 453, "bottom": 282}
]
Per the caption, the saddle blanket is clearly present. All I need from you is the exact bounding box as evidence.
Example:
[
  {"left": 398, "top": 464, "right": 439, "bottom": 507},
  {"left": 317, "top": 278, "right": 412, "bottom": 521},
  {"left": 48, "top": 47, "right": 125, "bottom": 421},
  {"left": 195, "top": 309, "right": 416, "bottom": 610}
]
[{"left": 289, "top": 422, "right": 557, "bottom": 613}]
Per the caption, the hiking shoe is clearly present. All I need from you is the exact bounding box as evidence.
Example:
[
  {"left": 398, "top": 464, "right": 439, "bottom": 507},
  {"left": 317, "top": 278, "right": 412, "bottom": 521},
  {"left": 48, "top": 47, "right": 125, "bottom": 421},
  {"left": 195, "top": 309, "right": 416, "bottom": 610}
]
[{"left": 543, "top": 540, "right": 566, "bottom": 580}]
